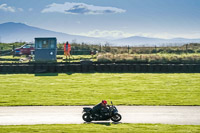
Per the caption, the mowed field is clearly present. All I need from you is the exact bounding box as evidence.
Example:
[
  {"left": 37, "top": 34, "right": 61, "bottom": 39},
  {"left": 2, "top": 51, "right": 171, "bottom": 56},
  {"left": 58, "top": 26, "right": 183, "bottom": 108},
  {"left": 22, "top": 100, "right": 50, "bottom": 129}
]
[
  {"left": 0, "top": 124, "right": 200, "bottom": 133},
  {"left": 0, "top": 73, "right": 199, "bottom": 106}
]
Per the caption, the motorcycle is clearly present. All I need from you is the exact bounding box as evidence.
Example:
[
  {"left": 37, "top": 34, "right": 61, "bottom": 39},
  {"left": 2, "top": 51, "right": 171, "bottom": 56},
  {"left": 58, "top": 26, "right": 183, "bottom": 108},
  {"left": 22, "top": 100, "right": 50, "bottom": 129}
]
[{"left": 82, "top": 101, "right": 122, "bottom": 122}]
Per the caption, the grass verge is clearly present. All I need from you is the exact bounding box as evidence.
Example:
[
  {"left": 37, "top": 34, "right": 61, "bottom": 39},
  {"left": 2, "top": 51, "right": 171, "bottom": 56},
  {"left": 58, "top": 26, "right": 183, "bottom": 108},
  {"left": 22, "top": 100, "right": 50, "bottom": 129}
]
[
  {"left": 0, "top": 73, "right": 200, "bottom": 106},
  {"left": 97, "top": 53, "right": 200, "bottom": 64},
  {"left": 0, "top": 123, "right": 200, "bottom": 133}
]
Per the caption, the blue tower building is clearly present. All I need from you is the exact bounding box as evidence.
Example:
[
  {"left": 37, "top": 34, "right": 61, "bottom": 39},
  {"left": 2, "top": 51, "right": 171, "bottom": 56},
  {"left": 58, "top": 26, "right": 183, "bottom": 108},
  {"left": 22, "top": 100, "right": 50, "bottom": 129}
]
[{"left": 34, "top": 37, "right": 57, "bottom": 62}]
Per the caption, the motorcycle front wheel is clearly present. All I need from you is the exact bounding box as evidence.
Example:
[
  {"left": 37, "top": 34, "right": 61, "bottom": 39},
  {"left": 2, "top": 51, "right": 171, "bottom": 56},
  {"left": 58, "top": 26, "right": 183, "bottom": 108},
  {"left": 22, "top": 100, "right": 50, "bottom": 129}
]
[
  {"left": 111, "top": 113, "right": 122, "bottom": 122},
  {"left": 82, "top": 113, "right": 92, "bottom": 122}
]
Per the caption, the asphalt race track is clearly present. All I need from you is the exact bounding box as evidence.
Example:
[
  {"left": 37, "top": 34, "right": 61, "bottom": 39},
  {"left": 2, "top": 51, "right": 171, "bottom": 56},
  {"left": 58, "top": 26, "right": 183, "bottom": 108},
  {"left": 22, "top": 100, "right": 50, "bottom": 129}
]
[{"left": 0, "top": 106, "right": 200, "bottom": 125}]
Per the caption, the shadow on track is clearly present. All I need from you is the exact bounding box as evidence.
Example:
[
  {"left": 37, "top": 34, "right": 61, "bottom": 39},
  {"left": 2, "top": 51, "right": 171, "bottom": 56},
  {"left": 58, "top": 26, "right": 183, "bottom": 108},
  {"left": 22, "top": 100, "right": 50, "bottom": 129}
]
[
  {"left": 35, "top": 73, "right": 58, "bottom": 76},
  {"left": 84, "top": 122, "right": 122, "bottom": 126}
]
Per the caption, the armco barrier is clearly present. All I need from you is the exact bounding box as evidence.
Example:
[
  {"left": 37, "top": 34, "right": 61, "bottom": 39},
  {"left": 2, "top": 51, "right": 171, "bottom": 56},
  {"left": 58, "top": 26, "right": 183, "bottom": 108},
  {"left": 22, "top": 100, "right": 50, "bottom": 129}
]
[{"left": 0, "top": 63, "right": 199, "bottom": 73}]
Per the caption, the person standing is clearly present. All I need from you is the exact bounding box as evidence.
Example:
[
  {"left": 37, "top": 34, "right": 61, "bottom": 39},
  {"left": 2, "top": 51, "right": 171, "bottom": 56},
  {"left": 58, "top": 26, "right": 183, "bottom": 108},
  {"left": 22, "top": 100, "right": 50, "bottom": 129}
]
[{"left": 64, "top": 41, "right": 71, "bottom": 56}]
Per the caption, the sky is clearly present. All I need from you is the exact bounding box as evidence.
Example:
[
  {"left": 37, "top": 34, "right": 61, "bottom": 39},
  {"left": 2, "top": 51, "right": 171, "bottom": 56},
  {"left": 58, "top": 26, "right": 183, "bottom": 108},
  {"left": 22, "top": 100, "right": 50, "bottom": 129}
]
[{"left": 0, "top": 0, "right": 200, "bottom": 39}]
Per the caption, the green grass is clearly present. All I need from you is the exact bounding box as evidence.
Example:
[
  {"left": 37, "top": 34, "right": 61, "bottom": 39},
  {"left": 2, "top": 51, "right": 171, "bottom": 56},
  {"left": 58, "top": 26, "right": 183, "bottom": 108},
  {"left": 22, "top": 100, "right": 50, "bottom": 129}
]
[
  {"left": 0, "top": 123, "right": 200, "bottom": 133},
  {"left": 58, "top": 55, "right": 97, "bottom": 62},
  {"left": 0, "top": 73, "right": 199, "bottom": 106},
  {"left": 0, "top": 56, "right": 21, "bottom": 63},
  {"left": 0, "top": 55, "right": 96, "bottom": 63},
  {"left": 1, "top": 53, "right": 200, "bottom": 63},
  {"left": 97, "top": 53, "right": 200, "bottom": 64}
]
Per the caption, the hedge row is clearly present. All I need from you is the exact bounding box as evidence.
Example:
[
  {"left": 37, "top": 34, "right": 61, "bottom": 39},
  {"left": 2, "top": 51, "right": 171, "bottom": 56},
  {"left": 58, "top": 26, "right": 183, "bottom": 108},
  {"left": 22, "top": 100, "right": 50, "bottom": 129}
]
[{"left": 0, "top": 63, "right": 199, "bottom": 73}]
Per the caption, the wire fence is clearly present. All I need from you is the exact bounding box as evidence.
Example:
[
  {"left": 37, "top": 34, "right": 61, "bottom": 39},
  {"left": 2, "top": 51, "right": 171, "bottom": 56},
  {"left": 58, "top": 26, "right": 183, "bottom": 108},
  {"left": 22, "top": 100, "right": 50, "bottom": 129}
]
[{"left": 0, "top": 50, "right": 13, "bottom": 56}]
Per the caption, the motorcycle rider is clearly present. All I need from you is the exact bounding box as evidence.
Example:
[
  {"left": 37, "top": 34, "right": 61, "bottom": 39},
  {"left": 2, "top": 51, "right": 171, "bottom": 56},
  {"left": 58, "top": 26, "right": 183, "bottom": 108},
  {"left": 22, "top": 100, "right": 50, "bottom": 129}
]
[{"left": 92, "top": 100, "right": 107, "bottom": 118}]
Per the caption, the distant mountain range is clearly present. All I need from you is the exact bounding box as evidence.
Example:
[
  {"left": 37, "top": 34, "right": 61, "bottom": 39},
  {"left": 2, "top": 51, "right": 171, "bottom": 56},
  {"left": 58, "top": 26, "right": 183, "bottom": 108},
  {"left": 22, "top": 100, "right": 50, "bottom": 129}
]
[
  {"left": 114, "top": 36, "right": 200, "bottom": 46},
  {"left": 0, "top": 22, "right": 200, "bottom": 46},
  {"left": 0, "top": 22, "right": 105, "bottom": 44}
]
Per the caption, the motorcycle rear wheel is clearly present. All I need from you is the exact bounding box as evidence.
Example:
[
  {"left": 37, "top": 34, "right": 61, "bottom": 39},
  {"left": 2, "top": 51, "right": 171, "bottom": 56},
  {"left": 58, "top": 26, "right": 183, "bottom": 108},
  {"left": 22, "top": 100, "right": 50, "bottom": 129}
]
[
  {"left": 82, "top": 113, "right": 92, "bottom": 122},
  {"left": 111, "top": 113, "right": 122, "bottom": 122}
]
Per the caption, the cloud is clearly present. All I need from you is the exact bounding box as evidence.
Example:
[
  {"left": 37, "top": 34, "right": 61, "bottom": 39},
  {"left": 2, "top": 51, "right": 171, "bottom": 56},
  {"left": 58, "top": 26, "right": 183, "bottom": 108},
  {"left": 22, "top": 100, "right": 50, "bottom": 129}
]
[
  {"left": 41, "top": 2, "right": 126, "bottom": 15},
  {"left": 0, "top": 4, "right": 15, "bottom": 12},
  {"left": 77, "top": 30, "right": 133, "bottom": 39},
  {"left": 0, "top": 4, "right": 24, "bottom": 12},
  {"left": 18, "top": 8, "right": 23, "bottom": 12},
  {"left": 28, "top": 8, "right": 33, "bottom": 11},
  {"left": 75, "top": 30, "right": 200, "bottom": 39},
  {"left": 133, "top": 32, "right": 200, "bottom": 39}
]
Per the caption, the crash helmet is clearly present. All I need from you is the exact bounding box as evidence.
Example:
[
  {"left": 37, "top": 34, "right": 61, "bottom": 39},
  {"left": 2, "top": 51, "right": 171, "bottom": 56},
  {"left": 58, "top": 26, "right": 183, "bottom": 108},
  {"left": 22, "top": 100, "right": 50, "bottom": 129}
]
[{"left": 102, "top": 100, "right": 107, "bottom": 105}]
